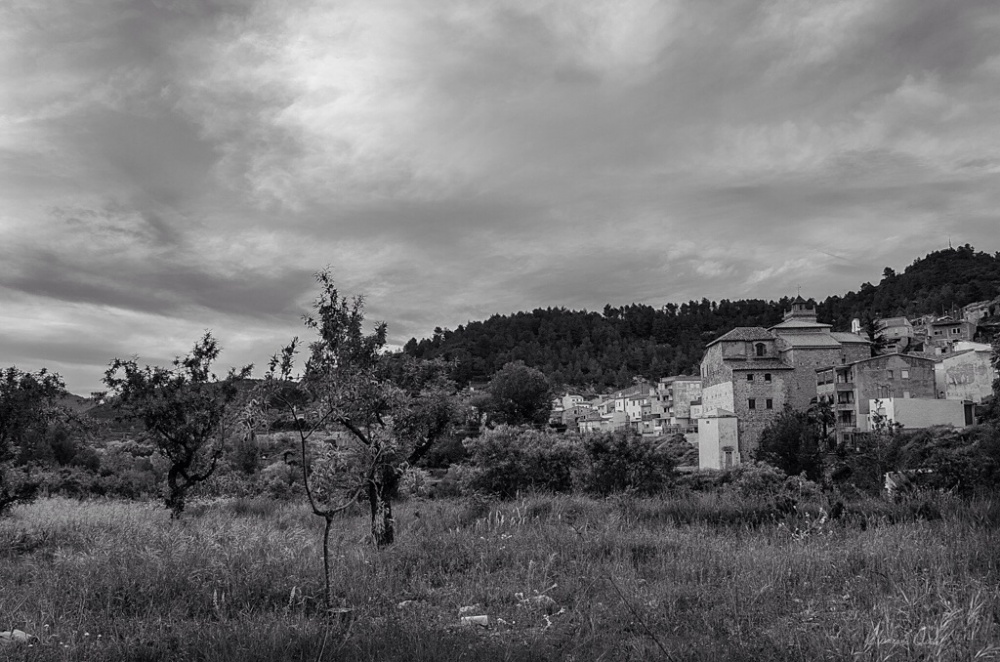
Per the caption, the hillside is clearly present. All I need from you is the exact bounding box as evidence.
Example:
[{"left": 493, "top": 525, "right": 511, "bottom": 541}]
[{"left": 402, "top": 245, "right": 1000, "bottom": 389}]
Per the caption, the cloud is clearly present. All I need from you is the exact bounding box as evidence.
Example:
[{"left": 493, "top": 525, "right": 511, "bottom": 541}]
[{"left": 2, "top": 0, "right": 1000, "bottom": 393}]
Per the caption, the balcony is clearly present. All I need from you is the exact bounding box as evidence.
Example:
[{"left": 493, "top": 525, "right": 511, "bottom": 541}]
[{"left": 835, "top": 382, "right": 854, "bottom": 391}]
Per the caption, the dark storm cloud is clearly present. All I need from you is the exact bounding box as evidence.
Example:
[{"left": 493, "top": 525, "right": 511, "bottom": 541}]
[{"left": 3, "top": 246, "right": 315, "bottom": 320}]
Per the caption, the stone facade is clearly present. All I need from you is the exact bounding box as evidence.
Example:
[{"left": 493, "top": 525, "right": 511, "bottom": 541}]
[{"left": 699, "top": 297, "right": 871, "bottom": 454}]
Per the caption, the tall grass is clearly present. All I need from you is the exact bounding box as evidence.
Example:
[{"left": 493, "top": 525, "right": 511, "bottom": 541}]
[{"left": 2, "top": 494, "right": 998, "bottom": 661}]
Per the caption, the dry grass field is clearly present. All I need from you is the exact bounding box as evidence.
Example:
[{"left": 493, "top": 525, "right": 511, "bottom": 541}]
[{"left": 2, "top": 494, "right": 999, "bottom": 661}]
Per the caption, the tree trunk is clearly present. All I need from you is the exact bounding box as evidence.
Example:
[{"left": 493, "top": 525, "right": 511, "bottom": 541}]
[
  {"left": 166, "top": 467, "right": 186, "bottom": 519},
  {"left": 368, "top": 468, "right": 399, "bottom": 547}
]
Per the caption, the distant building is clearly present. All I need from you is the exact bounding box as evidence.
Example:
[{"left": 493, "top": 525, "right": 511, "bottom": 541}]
[
  {"left": 935, "top": 348, "right": 997, "bottom": 403},
  {"left": 869, "top": 398, "right": 974, "bottom": 432},
  {"left": 699, "top": 297, "right": 869, "bottom": 455},
  {"left": 816, "top": 353, "right": 937, "bottom": 445},
  {"left": 697, "top": 408, "right": 739, "bottom": 470},
  {"left": 875, "top": 317, "right": 913, "bottom": 344}
]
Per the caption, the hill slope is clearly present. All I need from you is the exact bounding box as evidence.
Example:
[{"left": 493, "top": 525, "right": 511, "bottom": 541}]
[{"left": 403, "top": 245, "right": 1000, "bottom": 389}]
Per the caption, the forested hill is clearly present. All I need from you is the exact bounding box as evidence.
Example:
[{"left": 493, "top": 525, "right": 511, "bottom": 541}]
[{"left": 402, "top": 245, "right": 1000, "bottom": 390}]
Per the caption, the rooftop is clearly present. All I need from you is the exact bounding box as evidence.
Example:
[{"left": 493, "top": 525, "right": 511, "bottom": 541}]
[
  {"left": 830, "top": 332, "right": 871, "bottom": 344},
  {"left": 777, "top": 333, "right": 843, "bottom": 348},
  {"left": 707, "top": 327, "right": 776, "bottom": 346},
  {"left": 724, "top": 358, "right": 794, "bottom": 371}
]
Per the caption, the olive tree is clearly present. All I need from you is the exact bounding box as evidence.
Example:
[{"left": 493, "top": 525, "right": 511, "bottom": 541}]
[
  {"left": 103, "top": 333, "right": 251, "bottom": 518},
  {"left": 0, "top": 367, "right": 65, "bottom": 514}
]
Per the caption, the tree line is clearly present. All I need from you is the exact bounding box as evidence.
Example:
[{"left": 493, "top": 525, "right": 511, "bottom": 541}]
[{"left": 403, "top": 245, "right": 1000, "bottom": 389}]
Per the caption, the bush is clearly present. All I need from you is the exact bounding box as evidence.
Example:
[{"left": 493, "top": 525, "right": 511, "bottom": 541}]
[
  {"left": 463, "top": 425, "right": 584, "bottom": 498},
  {"left": 577, "top": 430, "right": 675, "bottom": 496}
]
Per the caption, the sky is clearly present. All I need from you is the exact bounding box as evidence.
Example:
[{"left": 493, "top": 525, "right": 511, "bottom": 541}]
[{"left": 2, "top": 0, "right": 1000, "bottom": 395}]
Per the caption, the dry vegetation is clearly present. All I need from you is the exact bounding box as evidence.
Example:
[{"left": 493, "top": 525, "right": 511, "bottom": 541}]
[{"left": 3, "top": 493, "right": 1000, "bottom": 661}]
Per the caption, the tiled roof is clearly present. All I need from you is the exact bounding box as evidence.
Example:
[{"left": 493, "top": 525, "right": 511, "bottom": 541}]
[
  {"left": 724, "top": 358, "right": 794, "bottom": 370},
  {"left": 700, "top": 407, "right": 737, "bottom": 418},
  {"left": 770, "top": 319, "right": 832, "bottom": 330},
  {"left": 707, "top": 327, "right": 775, "bottom": 346},
  {"left": 778, "top": 333, "right": 843, "bottom": 348},
  {"left": 829, "top": 332, "right": 871, "bottom": 344}
]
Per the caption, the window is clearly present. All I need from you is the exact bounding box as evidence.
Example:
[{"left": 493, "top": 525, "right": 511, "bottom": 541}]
[
  {"left": 764, "top": 373, "right": 772, "bottom": 382},
  {"left": 748, "top": 398, "right": 756, "bottom": 410},
  {"left": 901, "top": 369, "right": 909, "bottom": 379},
  {"left": 747, "top": 374, "right": 754, "bottom": 381},
  {"left": 766, "top": 399, "right": 773, "bottom": 409},
  {"left": 951, "top": 328, "right": 960, "bottom": 335},
  {"left": 887, "top": 370, "right": 894, "bottom": 379},
  {"left": 755, "top": 343, "right": 766, "bottom": 357}
]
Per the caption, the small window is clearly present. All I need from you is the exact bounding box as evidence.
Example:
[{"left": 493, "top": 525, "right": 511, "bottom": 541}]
[
  {"left": 764, "top": 373, "right": 772, "bottom": 382},
  {"left": 887, "top": 370, "right": 894, "bottom": 379},
  {"left": 951, "top": 328, "right": 960, "bottom": 335},
  {"left": 766, "top": 399, "right": 773, "bottom": 409},
  {"left": 901, "top": 369, "right": 909, "bottom": 379},
  {"left": 748, "top": 398, "right": 756, "bottom": 410},
  {"left": 747, "top": 374, "right": 754, "bottom": 381},
  {"left": 755, "top": 343, "right": 766, "bottom": 357}
]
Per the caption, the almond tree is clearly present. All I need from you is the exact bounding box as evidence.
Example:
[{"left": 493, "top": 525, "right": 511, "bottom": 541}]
[
  {"left": 262, "top": 271, "right": 460, "bottom": 556},
  {"left": 0, "top": 367, "right": 65, "bottom": 514},
  {"left": 103, "top": 333, "right": 251, "bottom": 518}
]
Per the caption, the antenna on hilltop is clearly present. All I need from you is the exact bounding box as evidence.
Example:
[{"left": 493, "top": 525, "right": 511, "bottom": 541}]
[{"left": 948, "top": 235, "right": 953, "bottom": 249}]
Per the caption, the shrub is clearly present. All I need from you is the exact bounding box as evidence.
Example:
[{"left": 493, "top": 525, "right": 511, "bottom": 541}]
[
  {"left": 577, "top": 430, "right": 675, "bottom": 496},
  {"left": 463, "top": 425, "right": 584, "bottom": 498}
]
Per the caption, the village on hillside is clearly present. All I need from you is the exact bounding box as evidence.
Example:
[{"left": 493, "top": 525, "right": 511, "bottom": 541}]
[{"left": 550, "top": 296, "right": 1000, "bottom": 471}]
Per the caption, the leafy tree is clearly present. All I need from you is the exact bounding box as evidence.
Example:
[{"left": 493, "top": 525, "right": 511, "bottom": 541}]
[
  {"left": 261, "top": 271, "right": 462, "bottom": 566},
  {"left": 481, "top": 361, "right": 552, "bottom": 428},
  {"left": 103, "top": 333, "right": 252, "bottom": 518},
  {"left": 863, "top": 315, "right": 888, "bottom": 357},
  {"left": 0, "top": 367, "right": 65, "bottom": 514},
  {"left": 754, "top": 409, "right": 824, "bottom": 481},
  {"left": 806, "top": 398, "right": 835, "bottom": 449}
]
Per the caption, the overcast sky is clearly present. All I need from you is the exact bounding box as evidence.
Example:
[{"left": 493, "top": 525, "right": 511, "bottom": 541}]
[{"left": 3, "top": 0, "right": 1000, "bottom": 394}]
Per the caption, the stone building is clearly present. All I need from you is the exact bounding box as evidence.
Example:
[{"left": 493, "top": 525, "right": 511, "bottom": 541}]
[
  {"left": 699, "top": 297, "right": 869, "bottom": 455},
  {"left": 816, "top": 353, "right": 937, "bottom": 445}
]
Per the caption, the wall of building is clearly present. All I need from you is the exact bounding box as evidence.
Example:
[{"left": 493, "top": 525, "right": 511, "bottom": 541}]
[
  {"left": 701, "top": 381, "right": 734, "bottom": 413},
  {"left": 672, "top": 380, "right": 702, "bottom": 419},
  {"left": 936, "top": 350, "right": 996, "bottom": 403},
  {"left": 852, "top": 354, "right": 937, "bottom": 422},
  {"left": 698, "top": 414, "right": 739, "bottom": 470},
  {"left": 872, "top": 398, "right": 970, "bottom": 431},
  {"left": 727, "top": 369, "right": 788, "bottom": 452},
  {"left": 701, "top": 345, "right": 729, "bottom": 386},
  {"left": 780, "top": 347, "right": 843, "bottom": 411}
]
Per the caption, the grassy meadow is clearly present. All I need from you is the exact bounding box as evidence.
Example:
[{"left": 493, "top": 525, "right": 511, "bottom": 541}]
[{"left": 2, "top": 494, "right": 1000, "bottom": 661}]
